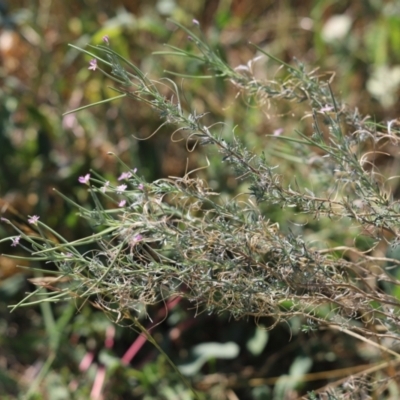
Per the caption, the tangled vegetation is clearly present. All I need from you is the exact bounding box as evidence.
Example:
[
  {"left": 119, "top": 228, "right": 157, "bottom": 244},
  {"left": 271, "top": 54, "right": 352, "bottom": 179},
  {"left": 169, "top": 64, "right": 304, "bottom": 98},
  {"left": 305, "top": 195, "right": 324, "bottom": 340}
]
[{"left": 3, "top": 18, "right": 400, "bottom": 399}]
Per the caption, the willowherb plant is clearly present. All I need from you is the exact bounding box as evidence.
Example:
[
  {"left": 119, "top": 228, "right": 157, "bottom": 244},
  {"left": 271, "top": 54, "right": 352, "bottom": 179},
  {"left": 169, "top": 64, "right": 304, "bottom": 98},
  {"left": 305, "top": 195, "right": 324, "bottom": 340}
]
[{"left": 3, "top": 20, "right": 400, "bottom": 397}]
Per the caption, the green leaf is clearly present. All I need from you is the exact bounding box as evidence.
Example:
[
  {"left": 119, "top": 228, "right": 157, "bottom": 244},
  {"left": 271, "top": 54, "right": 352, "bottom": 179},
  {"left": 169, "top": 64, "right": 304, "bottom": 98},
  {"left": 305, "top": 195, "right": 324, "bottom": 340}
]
[
  {"left": 179, "top": 341, "right": 239, "bottom": 376},
  {"left": 246, "top": 326, "right": 269, "bottom": 356}
]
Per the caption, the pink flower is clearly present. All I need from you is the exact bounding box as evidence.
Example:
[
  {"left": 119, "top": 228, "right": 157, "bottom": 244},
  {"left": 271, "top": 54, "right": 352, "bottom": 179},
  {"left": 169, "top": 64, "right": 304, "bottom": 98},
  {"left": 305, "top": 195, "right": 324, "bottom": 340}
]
[
  {"left": 273, "top": 128, "right": 284, "bottom": 136},
  {"left": 79, "top": 174, "right": 90, "bottom": 184},
  {"left": 116, "top": 184, "right": 127, "bottom": 194},
  {"left": 88, "top": 59, "right": 97, "bottom": 71},
  {"left": 118, "top": 200, "right": 126, "bottom": 207},
  {"left": 320, "top": 105, "right": 334, "bottom": 113},
  {"left": 138, "top": 183, "right": 144, "bottom": 190},
  {"left": 118, "top": 172, "right": 132, "bottom": 181},
  {"left": 102, "top": 35, "right": 109, "bottom": 44},
  {"left": 11, "top": 236, "right": 21, "bottom": 247},
  {"left": 192, "top": 19, "right": 200, "bottom": 26},
  {"left": 28, "top": 215, "right": 40, "bottom": 225},
  {"left": 133, "top": 234, "right": 142, "bottom": 243}
]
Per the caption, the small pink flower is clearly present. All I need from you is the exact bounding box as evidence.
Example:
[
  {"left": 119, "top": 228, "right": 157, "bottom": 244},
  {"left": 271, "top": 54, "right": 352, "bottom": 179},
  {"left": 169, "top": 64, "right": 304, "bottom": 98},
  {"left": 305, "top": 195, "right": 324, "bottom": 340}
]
[
  {"left": 88, "top": 59, "right": 97, "bottom": 71},
  {"left": 273, "top": 128, "right": 284, "bottom": 136},
  {"left": 79, "top": 174, "right": 90, "bottom": 184},
  {"left": 129, "top": 234, "right": 143, "bottom": 249},
  {"left": 320, "top": 105, "right": 334, "bottom": 113},
  {"left": 116, "top": 184, "right": 127, "bottom": 194},
  {"left": 133, "top": 168, "right": 137, "bottom": 174},
  {"left": 138, "top": 183, "right": 144, "bottom": 190},
  {"left": 118, "top": 200, "right": 126, "bottom": 207},
  {"left": 133, "top": 234, "right": 142, "bottom": 243},
  {"left": 28, "top": 215, "right": 40, "bottom": 225},
  {"left": 118, "top": 172, "right": 132, "bottom": 181},
  {"left": 11, "top": 236, "right": 21, "bottom": 247},
  {"left": 102, "top": 35, "right": 109, "bottom": 44},
  {"left": 192, "top": 19, "right": 200, "bottom": 26}
]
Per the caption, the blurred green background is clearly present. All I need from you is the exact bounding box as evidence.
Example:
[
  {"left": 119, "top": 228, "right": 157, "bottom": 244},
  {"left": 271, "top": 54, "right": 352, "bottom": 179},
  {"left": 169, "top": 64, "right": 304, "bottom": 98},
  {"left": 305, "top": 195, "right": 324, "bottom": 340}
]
[{"left": 1, "top": 0, "right": 400, "bottom": 398}]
